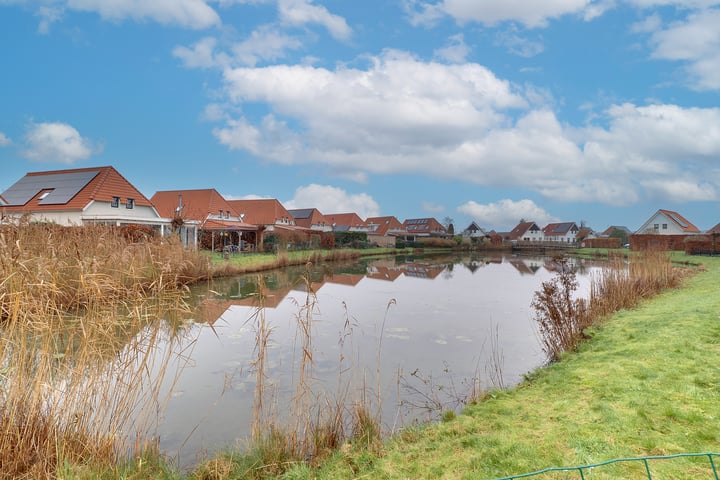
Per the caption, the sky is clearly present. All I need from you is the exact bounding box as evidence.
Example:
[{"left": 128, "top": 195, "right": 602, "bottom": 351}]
[{"left": 1, "top": 0, "right": 719, "bottom": 232}]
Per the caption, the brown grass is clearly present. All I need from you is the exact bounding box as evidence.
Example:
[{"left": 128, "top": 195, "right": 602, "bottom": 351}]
[
  {"left": 533, "top": 249, "right": 687, "bottom": 362},
  {"left": 0, "top": 224, "right": 198, "bottom": 478}
]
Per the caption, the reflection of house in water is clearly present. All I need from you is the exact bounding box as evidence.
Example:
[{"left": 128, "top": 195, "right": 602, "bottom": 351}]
[
  {"left": 195, "top": 283, "right": 294, "bottom": 324},
  {"left": 366, "top": 265, "right": 404, "bottom": 282},
  {"left": 508, "top": 257, "right": 543, "bottom": 275},
  {"left": 324, "top": 273, "right": 365, "bottom": 287},
  {"left": 402, "top": 262, "right": 446, "bottom": 279}
]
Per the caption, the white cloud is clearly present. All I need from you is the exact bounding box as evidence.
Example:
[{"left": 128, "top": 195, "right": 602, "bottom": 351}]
[
  {"left": 630, "top": 13, "right": 662, "bottom": 34},
  {"left": 36, "top": 5, "right": 64, "bottom": 34},
  {"left": 230, "top": 25, "right": 303, "bottom": 66},
  {"left": 211, "top": 47, "right": 720, "bottom": 208},
  {"left": 457, "top": 199, "right": 558, "bottom": 230},
  {"left": 21, "top": 122, "right": 99, "bottom": 164},
  {"left": 278, "top": 0, "right": 351, "bottom": 40},
  {"left": 174, "top": 27, "right": 303, "bottom": 70},
  {"left": 494, "top": 26, "right": 544, "bottom": 57},
  {"left": 433, "top": 33, "right": 471, "bottom": 63},
  {"left": 640, "top": 178, "right": 717, "bottom": 202},
  {"left": 0, "top": 132, "right": 11, "bottom": 146},
  {"left": 284, "top": 184, "right": 380, "bottom": 218},
  {"left": 409, "top": 0, "right": 597, "bottom": 28},
  {"left": 647, "top": 8, "right": 720, "bottom": 90},
  {"left": 421, "top": 201, "right": 445, "bottom": 213},
  {"left": 66, "top": 0, "right": 220, "bottom": 29},
  {"left": 173, "top": 37, "right": 225, "bottom": 69}
]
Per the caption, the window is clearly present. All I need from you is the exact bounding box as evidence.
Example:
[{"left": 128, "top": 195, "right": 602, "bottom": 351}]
[
  {"left": 126, "top": 198, "right": 134, "bottom": 209},
  {"left": 38, "top": 191, "right": 51, "bottom": 200},
  {"left": 662, "top": 224, "right": 668, "bottom": 230},
  {"left": 654, "top": 224, "right": 659, "bottom": 230},
  {"left": 224, "top": 211, "right": 229, "bottom": 219},
  {"left": 219, "top": 210, "right": 223, "bottom": 217},
  {"left": 111, "top": 196, "right": 120, "bottom": 208}
]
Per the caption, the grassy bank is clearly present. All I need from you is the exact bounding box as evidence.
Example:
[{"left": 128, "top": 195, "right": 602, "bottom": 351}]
[
  {"left": 164, "top": 252, "right": 718, "bottom": 480},
  {"left": 206, "top": 247, "right": 414, "bottom": 276},
  {"left": 292, "top": 254, "right": 720, "bottom": 479}
]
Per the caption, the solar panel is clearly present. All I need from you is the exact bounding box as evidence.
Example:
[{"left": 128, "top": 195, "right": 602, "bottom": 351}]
[
  {"left": 668, "top": 213, "right": 688, "bottom": 228},
  {"left": 1, "top": 170, "right": 99, "bottom": 206}
]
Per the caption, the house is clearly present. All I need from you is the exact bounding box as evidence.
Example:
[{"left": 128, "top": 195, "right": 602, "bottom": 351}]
[
  {"left": 0, "top": 165, "right": 171, "bottom": 231},
  {"left": 365, "top": 216, "right": 405, "bottom": 247},
  {"left": 151, "top": 189, "right": 257, "bottom": 252},
  {"left": 462, "top": 221, "right": 487, "bottom": 238},
  {"left": 325, "top": 212, "right": 369, "bottom": 232},
  {"left": 226, "top": 198, "right": 295, "bottom": 227},
  {"left": 542, "top": 222, "right": 580, "bottom": 243},
  {"left": 575, "top": 227, "right": 596, "bottom": 242},
  {"left": 708, "top": 223, "right": 720, "bottom": 235},
  {"left": 402, "top": 217, "right": 447, "bottom": 238},
  {"left": 635, "top": 209, "right": 700, "bottom": 235},
  {"left": 508, "top": 221, "right": 543, "bottom": 242},
  {"left": 287, "top": 208, "right": 332, "bottom": 232},
  {"left": 225, "top": 198, "right": 307, "bottom": 250},
  {"left": 602, "top": 226, "right": 631, "bottom": 244}
]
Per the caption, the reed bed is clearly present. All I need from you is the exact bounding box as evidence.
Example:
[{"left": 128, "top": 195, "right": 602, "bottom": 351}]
[
  {"left": 533, "top": 249, "right": 687, "bottom": 362},
  {"left": 221, "top": 265, "right": 383, "bottom": 480},
  {"left": 0, "top": 224, "right": 199, "bottom": 478}
]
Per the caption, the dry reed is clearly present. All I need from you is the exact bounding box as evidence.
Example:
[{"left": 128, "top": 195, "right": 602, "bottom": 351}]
[
  {"left": 241, "top": 262, "right": 383, "bottom": 477},
  {"left": 0, "top": 224, "right": 199, "bottom": 478},
  {"left": 533, "top": 249, "right": 686, "bottom": 362}
]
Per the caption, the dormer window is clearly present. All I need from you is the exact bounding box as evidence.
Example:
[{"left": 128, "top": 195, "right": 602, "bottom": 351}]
[
  {"left": 126, "top": 198, "right": 134, "bottom": 209},
  {"left": 219, "top": 210, "right": 223, "bottom": 217},
  {"left": 224, "top": 211, "right": 229, "bottom": 219},
  {"left": 111, "top": 196, "right": 120, "bottom": 208}
]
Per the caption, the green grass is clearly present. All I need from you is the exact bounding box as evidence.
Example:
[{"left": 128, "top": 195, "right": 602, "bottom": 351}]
[
  {"left": 206, "top": 247, "right": 411, "bottom": 274},
  {"left": 276, "top": 254, "right": 720, "bottom": 480}
]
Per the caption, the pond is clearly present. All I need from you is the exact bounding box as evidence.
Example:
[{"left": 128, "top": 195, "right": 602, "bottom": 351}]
[{"left": 157, "top": 252, "right": 600, "bottom": 467}]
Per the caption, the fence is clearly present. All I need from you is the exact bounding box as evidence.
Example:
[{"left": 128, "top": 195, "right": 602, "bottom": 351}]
[{"left": 489, "top": 452, "right": 720, "bottom": 479}]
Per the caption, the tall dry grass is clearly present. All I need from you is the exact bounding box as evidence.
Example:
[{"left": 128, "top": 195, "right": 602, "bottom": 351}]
[
  {"left": 237, "top": 263, "right": 383, "bottom": 478},
  {"left": 533, "top": 249, "right": 686, "bottom": 362},
  {"left": 0, "top": 224, "right": 199, "bottom": 478}
]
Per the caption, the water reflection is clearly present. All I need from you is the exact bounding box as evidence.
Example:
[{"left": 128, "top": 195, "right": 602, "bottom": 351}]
[{"left": 161, "top": 253, "right": 599, "bottom": 467}]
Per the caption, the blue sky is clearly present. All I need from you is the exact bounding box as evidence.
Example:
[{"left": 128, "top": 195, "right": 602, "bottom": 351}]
[{"left": 1, "top": 0, "right": 719, "bottom": 232}]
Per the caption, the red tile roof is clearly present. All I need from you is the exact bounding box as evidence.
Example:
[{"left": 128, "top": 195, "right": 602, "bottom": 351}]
[
  {"left": 366, "top": 216, "right": 404, "bottom": 236},
  {"left": 287, "top": 208, "right": 329, "bottom": 229},
  {"left": 402, "top": 217, "right": 446, "bottom": 235},
  {"left": 226, "top": 199, "right": 294, "bottom": 225},
  {"left": 658, "top": 209, "right": 701, "bottom": 233},
  {"left": 1, "top": 166, "right": 152, "bottom": 212},
  {"left": 508, "top": 221, "right": 540, "bottom": 240},
  {"left": 152, "top": 189, "right": 237, "bottom": 221},
  {"left": 325, "top": 212, "right": 367, "bottom": 228}
]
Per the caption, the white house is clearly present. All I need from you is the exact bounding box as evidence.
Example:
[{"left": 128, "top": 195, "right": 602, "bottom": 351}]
[{"left": 635, "top": 209, "right": 701, "bottom": 235}]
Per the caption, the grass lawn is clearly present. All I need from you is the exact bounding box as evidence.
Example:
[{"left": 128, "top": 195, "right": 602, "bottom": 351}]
[
  {"left": 288, "top": 254, "right": 720, "bottom": 479},
  {"left": 205, "top": 247, "right": 409, "bottom": 274}
]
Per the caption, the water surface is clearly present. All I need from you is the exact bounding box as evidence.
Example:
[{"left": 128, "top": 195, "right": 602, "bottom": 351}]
[{"left": 158, "top": 252, "right": 598, "bottom": 466}]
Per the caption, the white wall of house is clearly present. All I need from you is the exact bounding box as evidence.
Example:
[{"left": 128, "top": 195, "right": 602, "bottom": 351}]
[
  {"left": 23, "top": 211, "right": 83, "bottom": 226},
  {"left": 636, "top": 212, "right": 686, "bottom": 234},
  {"left": 84, "top": 201, "right": 161, "bottom": 222},
  {"left": 524, "top": 228, "right": 544, "bottom": 242},
  {"left": 545, "top": 231, "right": 578, "bottom": 243}
]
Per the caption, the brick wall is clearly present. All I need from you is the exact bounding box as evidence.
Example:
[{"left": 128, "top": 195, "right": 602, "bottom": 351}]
[
  {"left": 581, "top": 237, "right": 621, "bottom": 248},
  {"left": 629, "top": 234, "right": 700, "bottom": 251}
]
